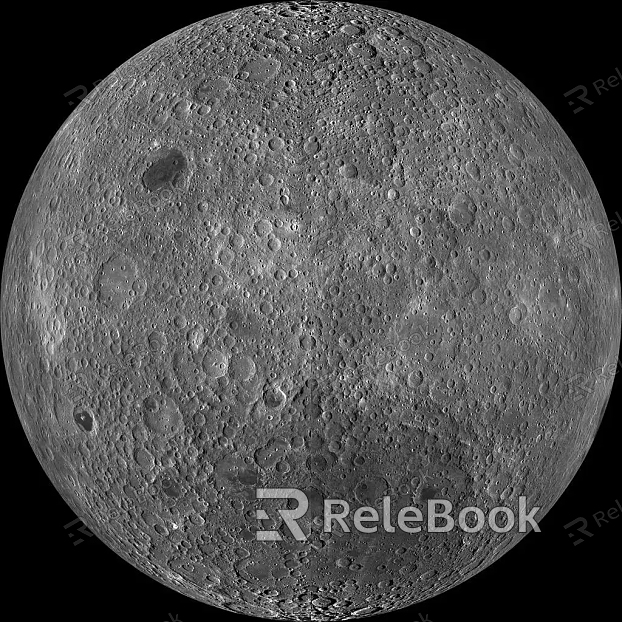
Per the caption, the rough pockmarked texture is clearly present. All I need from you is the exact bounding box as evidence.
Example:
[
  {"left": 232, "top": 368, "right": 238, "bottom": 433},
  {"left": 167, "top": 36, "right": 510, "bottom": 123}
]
[{"left": 2, "top": 2, "right": 620, "bottom": 619}]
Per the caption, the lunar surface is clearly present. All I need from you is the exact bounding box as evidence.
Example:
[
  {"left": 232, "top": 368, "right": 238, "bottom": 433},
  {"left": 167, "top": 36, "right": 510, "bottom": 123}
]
[{"left": 2, "top": 1, "right": 620, "bottom": 619}]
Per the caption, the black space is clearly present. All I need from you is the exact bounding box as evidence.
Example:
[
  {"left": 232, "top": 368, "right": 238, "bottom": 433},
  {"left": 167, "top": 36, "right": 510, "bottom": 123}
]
[{"left": 2, "top": 2, "right": 620, "bottom": 622}]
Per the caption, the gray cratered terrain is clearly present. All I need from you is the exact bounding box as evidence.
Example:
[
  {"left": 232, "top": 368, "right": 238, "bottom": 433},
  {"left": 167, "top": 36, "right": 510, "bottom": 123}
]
[{"left": 2, "top": 1, "right": 620, "bottom": 619}]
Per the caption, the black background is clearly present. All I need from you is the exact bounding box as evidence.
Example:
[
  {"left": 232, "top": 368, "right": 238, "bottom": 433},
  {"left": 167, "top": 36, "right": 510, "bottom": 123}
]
[{"left": 3, "top": 2, "right": 620, "bottom": 622}]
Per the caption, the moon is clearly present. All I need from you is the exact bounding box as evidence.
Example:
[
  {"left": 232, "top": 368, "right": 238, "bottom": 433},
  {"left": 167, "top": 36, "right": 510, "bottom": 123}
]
[{"left": 2, "top": 1, "right": 620, "bottom": 619}]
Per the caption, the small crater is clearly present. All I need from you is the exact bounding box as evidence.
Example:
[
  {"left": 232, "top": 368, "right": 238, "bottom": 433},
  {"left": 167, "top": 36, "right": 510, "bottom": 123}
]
[{"left": 263, "top": 384, "right": 286, "bottom": 408}]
